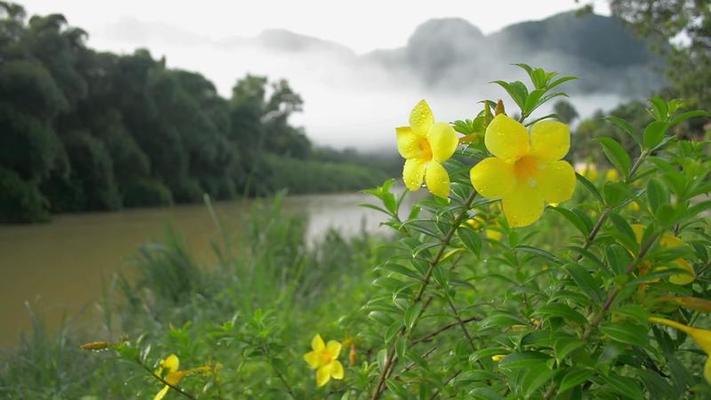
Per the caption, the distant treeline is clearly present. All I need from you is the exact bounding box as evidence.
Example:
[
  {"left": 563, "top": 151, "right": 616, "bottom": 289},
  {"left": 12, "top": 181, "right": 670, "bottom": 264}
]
[{"left": 0, "top": 3, "right": 395, "bottom": 223}]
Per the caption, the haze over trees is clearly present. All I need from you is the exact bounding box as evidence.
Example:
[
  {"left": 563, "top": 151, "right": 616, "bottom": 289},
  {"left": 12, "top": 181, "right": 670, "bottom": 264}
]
[{"left": 0, "top": 2, "right": 388, "bottom": 223}]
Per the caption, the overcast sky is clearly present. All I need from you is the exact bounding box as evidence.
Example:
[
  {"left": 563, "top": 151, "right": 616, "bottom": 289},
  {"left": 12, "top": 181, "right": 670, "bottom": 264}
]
[
  {"left": 21, "top": 0, "right": 609, "bottom": 53},
  {"left": 18, "top": 1, "right": 613, "bottom": 151}
]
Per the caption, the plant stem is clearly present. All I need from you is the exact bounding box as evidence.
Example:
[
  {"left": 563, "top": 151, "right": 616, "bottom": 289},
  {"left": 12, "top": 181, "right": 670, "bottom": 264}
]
[
  {"left": 582, "top": 232, "right": 659, "bottom": 340},
  {"left": 412, "top": 315, "right": 480, "bottom": 345},
  {"left": 370, "top": 190, "right": 478, "bottom": 400},
  {"left": 139, "top": 361, "right": 198, "bottom": 400}
]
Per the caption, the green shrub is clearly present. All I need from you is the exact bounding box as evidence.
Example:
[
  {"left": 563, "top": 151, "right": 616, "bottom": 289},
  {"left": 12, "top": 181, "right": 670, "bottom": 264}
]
[{"left": 0, "top": 167, "right": 49, "bottom": 222}]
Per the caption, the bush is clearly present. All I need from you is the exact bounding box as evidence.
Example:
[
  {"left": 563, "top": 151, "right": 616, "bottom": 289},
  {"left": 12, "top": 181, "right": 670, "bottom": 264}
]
[
  {"left": 122, "top": 178, "right": 173, "bottom": 208},
  {"left": 0, "top": 167, "right": 49, "bottom": 223}
]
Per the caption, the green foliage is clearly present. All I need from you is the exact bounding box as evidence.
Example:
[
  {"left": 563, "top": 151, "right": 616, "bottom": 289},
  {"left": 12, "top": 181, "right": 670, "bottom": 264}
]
[
  {"left": 0, "top": 4, "right": 390, "bottom": 222},
  {"left": 0, "top": 167, "right": 48, "bottom": 222}
]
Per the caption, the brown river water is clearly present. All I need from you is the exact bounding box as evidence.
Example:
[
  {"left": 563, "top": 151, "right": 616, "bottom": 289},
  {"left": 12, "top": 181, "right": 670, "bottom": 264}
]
[{"left": 0, "top": 192, "right": 392, "bottom": 348}]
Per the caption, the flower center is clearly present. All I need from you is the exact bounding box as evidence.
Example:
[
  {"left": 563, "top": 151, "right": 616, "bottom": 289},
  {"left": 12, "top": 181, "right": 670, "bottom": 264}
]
[
  {"left": 320, "top": 350, "right": 332, "bottom": 364},
  {"left": 514, "top": 155, "right": 539, "bottom": 185},
  {"left": 418, "top": 137, "right": 433, "bottom": 160}
]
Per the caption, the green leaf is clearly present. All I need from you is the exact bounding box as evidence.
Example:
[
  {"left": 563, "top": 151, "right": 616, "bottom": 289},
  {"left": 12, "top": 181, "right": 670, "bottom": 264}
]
[
  {"left": 498, "top": 351, "right": 550, "bottom": 370},
  {"left": 559, "top": 367, "right": 594, "bottom": 393},
  {"left": 523, "top": 366, "right": 557, "bottom": 397},
  {"left": 606, "top": 115, "right": 640, "bottom": 146},
  {"left": 404, "top": 303, "right": 423, "bottom": 330},
  {"left": 533, "top": 303, "right": 587, "bottom": 325},
  {"left": 643, "top": 121, "right": 669, "bottom": 149},
  {"left": 608, "top": 212, "right": 638, "bottom": 253},
  {"left": 554, "top": 337, "right": 586, "bottom": 361},
  {"left": 601, "top": 374, "right": 644, "bottom": 400},
  {"left": 565, "top": 264, "right": 603, "bottom": 303},
  {"left": 515, "top": 245, "right": 562, "bottom": 264},
  {"left": 597, "top": 137, "right": 631, "bottom": 176},
  {"left": 669, "top": 110, "right": 708, "bottom": 126},
  {"left": 646, "top": 179, "right": 668, "bottom": 214},
  {"left": 650, "top": 96, "right": 669, "bottom": 121},
  {"left": 599, "top": 322, "right": 648, "bottom": 347},
  {"left": 550, "top": 206, "right": 589, "bottom": 236},
  {"left": 457, "top": 227, "right": 482, "bottom": 256},
  {"left": 575, "top": 173, "right": 603, "bottom": 203},
  {"left": 493, "top": 80, "right": 528, "bottom": 110},
  {"left": 603, "top": 182, "right": 631, "bottom": 207}
]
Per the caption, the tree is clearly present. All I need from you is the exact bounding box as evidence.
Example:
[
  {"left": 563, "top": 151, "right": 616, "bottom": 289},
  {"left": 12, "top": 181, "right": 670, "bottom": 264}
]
[
  {"left": 608, "top": 0, "right": 711, "bottom": 110},
  {"left": 553, "top": 99, "right": 579, "bottom": 123}
]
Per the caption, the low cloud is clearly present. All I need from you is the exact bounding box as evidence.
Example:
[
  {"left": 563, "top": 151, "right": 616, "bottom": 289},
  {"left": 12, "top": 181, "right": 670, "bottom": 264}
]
[{"left": 93, "top": 12, "right": 661, "bottom": 151}]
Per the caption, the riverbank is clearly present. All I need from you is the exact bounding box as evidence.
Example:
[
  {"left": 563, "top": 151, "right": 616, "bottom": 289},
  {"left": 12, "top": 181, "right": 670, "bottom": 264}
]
[{"left": 0, "top": 191, "right": 399, "bottom": 348}]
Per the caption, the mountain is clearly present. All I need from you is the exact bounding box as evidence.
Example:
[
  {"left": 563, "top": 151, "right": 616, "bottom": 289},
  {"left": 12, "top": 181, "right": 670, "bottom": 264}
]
[{"left": 365, "top": 11, "right": 663, "bottom": 96}]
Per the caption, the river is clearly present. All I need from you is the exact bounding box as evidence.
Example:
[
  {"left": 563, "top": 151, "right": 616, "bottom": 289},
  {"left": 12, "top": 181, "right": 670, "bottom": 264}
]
[{"left": 0, "top": 192, "right": 394, "bottom": 348}]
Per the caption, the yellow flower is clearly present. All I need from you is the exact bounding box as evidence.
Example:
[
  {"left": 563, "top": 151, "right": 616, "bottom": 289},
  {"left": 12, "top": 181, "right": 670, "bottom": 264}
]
[
  {"left": 303, "top": 334, "right": 344, "bottom": 387},
  {"left": 628, "top": 201, "right": 640, "bottom": 212},
  {"left": 631, "top": 224, "right": 695, "bottom": 285},
  {"left": 469, "top": 114, "right": 576, "bottom": 227},
  {"left": 465, "top": 217, "right": 503, "bottom": 240},
  {"left": 154, "top": 354, "right": 184, "bottom": 400},
  {"left": 606, "top": 168, "right": 620, "bottom": 182},
  {"left": 491, "top": 354, "right": 506, "bottom": 362},
  {"left": 649, "top": 317, "right": 711, "bottom": 383},
  {"left": 396, "top": 100, "right": 458, "bottom": 198},
  {"left": 153, "top": 354, "right": 213, "bottom": 400}
]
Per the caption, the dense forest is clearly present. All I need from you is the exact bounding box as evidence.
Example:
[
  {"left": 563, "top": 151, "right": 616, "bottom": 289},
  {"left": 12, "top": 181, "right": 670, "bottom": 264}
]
[{"left": 0, "top": 2, "right": 393, "bottom": 223}]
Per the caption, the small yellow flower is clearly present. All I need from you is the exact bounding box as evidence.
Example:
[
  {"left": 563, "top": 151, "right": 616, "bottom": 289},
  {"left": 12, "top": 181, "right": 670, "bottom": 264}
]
[
  {"left": 465, "top": 217, "right": 503, "bottom": 240},
  {"left": 154, "top": 354, "right": 184, "bottom": 400},
  {"left": 303, "top": 335, "right": 344, "bottom": 387},
  {"left": 628, "top": 201, "right": 640, "bottom": 212},
  {"left": 605, "top": 168, "right": 620, "bottom": 182},
  {"left": 631, "top": 224, "right": 695, "bottom": 285},
  {"left": 396, "top": 100, "right": 458, "bottom": 198},
  {"left": 153, "top": 354, "right": 213, "bottom": 400},
  {"left": 491, "top": 354, "right": 506, "bottom": 362},
  {"left": 469, "top": 114, "right": 576, "bottom": 227},
  {"left": 649, "top": 317, "right": 711, "bottom": 383},
  {"left": 576, "top": 162, "right": 598, "bottom": 180}
]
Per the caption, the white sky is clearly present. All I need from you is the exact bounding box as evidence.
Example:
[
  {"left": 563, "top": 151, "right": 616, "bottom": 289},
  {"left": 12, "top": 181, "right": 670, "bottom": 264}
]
[
  {"left": 20, "top": 0, "right": 609, "bottom": 53},
  {"left": 17, "top": 1, "right": 613, "bottom": 150}
]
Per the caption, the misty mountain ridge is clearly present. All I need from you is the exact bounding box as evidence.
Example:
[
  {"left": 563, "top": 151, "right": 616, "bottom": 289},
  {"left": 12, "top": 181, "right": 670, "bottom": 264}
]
[
  {"left": 100, "top": 10, "right": 662, "bottom": 150},
  {"left": 366, "top": 11, "right": 662, "bottom": 96}
]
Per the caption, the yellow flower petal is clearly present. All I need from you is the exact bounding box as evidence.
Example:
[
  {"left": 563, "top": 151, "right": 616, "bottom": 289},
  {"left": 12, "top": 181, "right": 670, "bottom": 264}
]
[
  {"left": 154, "top": 385, "right": 170, "bottom": 400},
  {"left": 537, "top": 160, "right": 576, "bottom": 203},
  {"left": 396, "top": 127, "right": 421, "bottom": 159},
  {"left": 427, "top": 122, "right": 458, "bottom": 162},
  {"left": 326, "top": 340, "right": 342, "bottom": 359},
  {"left": 409, "top": 100, "right": 434, "bottom": 136},
  {"left": 484, "top": 114, "right": 529, "bottom": 162},
  {"left": 485, "top": 229, "right": 503, "bottom": 241},
  {"left": 469, "top": 157, "right": 515, "bottom": 199},
  {"left": 403, "top": 158, "right": 427, "bottom": 191},
  {"left": 650, "top": 317, "right": 711, "bottom": 357},
  {"left": 161, "top": 354, "right": 180, "bottom": 373},
  {"left": 668, "top": 259, "right": 696, "bottom": 285},
  {"left": 316, "top": 364, "right": 332, "bottom": 387},
  {"left": 606, "top": 168, "right": 620, "bottom": 182},
  {"left": 330, "top": 360, "right": 344, "bottom": 380},
  {"left": 165, "top": 371, "right": 186, "bottom": 386},
  {"left": 530, "top": 120, "right": 570, "bottom": 161},
  {"left": 501, "top": 183, "right": 544, "bottom": 227},
  {"left": 424, "top": 161, "right": 450, "bottom": 198},
  {"left": 304, "top": 351, "right": 320, "bottom": 369},
  {"left": 311, "top": 334, "right": 325, "bottom": 352}
]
